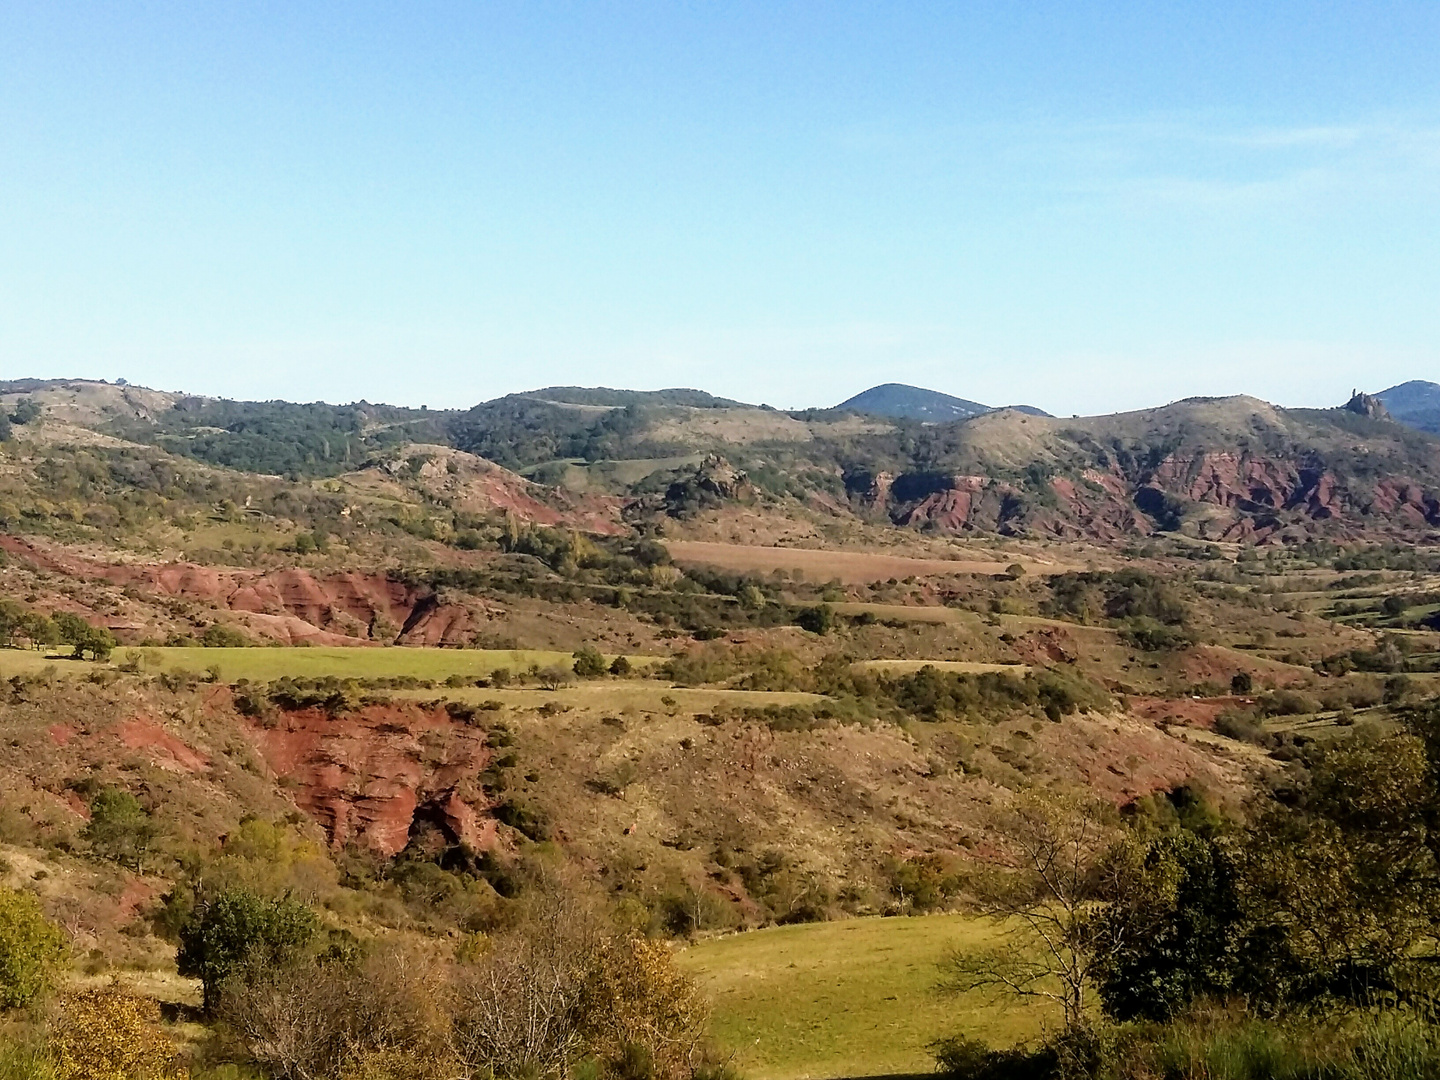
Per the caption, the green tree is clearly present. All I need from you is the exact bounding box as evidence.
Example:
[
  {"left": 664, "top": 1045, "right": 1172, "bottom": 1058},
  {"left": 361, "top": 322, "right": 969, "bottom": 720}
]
[
  {"left": 83, "top": 788, "right": 154, "bottom": 870},
  {"left": 795, "top": 604, "right": 834, "bottom": 635},
  {"left": 51, "top": 612, "right": 114, "bottom": 661},
  {"left": 573, "top": 646, "right": 608, "bottom": 678},
  {"left": 1089, "top": 829, "right": 1243, "bottom": 1022},
  {"left": 0, "top": 885, "right": 67, "bottom": 1010},
  {"left": 177, "top": 889, "right": 319, "bottom": 1013},
  {"left": 1234, "top": 726, "right": 1440, "bottom": 1012}
]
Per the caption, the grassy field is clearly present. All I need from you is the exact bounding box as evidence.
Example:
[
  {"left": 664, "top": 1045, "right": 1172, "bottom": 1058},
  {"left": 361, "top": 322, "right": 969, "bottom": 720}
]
[
  {"left": 397, "top": 683, "right": 825, "bottom": 712},
  {"left": 0, "top": 648, "right": 83, "bottom": 678},
  {"left": 121, "top": 646, "right": 665, "bottom": 683},
  {"left": 665, "top": 542, "right": 1040, "bottom": 585},
  {"left": 677, "top": 915, "right": 1052, "bottom": 1080}
]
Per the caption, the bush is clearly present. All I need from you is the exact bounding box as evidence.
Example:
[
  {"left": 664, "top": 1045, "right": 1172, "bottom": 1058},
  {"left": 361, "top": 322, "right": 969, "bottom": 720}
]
[
  {"left": 573, "top": 647, "right": 608, "bottom": 678},
  {"left": 50, "top": 984, "right": 177, "bottom": 1080},
  {"left": 82, "top": 788, "right": 154, "bottom": 870},
  {"left": 177, "top": 889, "right": 319, "bottom": 1013},
  {"left": 1230, "top": 672, "right": 1253, "bottom": 695},
  {"left": 930, "top": 1035, "right": 1051, "bottom": 1080},
  {"left": 609, "top": 656, "right": 633, "bottom": 677},
  {"left": 200, "top": 622, "right": 252, "bottom": 648},
  {"left": 794, "top": 605, "right": 835, "bottom": 635},
  {"left": 0, "top": 886, "right": 67, "bottom": 1010},
  {"left": 1214, "top": 710, "right": 1270, "bottom": 746},
  {"left": 536, "top": 666, "right": 573, "bottom": 690},
  {"left": 218, "top": 944, "right": 452, "bottom": 1080}
]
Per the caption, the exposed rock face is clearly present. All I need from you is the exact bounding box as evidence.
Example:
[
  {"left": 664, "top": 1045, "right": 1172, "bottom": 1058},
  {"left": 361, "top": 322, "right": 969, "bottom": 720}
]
[
  {"left": 627, "top": 454, "right": 756, "bottom": 520},
  {"left": 365, "top": 446, "right": 626, "bottom": 535},
  {"left": 691, "top": 454, "right": 751, "bottom": 500},
  {"left": 1344, "top": 390, "right": 1390, "bottom": 421},
  {"left": 856, "top": 449, "right": 1440, "bottom": 543},
  {"left": 244, "top": 700, "right": 497, "bottom": 855},
  {"left": 0, "top": 536, "right": 491, "bottom": 645}
]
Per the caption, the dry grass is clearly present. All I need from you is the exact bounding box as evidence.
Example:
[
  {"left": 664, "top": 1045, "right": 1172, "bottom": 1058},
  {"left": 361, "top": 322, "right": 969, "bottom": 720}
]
[
  {"left": 665, "top": 541, "right": 1048, "bottom": 584},
  {"left": 855, "top": 659, "right": 1030, "bottom": 675}
]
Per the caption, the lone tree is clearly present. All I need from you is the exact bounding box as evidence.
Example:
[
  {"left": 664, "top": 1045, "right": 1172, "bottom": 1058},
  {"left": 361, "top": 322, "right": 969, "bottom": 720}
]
[
  {"left": 940, "top": 792, "right": 1131, "bottom": 1033},
  {"left": 177, "top": 889, "right": 319, "bottom": 1013},
  {"left": 573, "top": 646, "right": 608, "bottom": 678},
  {"left": 83, "top": 788, "right": 155, "bottom": 870},
  {"left": 52, "top": 612, "right": 115, "bottom": 661}
]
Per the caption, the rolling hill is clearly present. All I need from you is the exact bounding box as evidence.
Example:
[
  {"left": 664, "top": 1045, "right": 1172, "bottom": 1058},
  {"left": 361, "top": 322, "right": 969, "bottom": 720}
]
[
  {"left": 834, "top": 382, "right": 1051, "bottom": 422},
  {"left": 1379, "top": 380, "right": 1440, "bottom": 434}
]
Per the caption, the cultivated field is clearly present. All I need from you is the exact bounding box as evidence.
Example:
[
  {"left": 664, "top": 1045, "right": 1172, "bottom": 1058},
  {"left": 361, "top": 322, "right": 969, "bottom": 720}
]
[
  {"left": 125, "top": 646, "right": 664, "bottom": 683},
  {"left": 397, "top": 683, "right": 825, "bottom": 712},
  {"left": 665, "top": 541, "right": 1049, "bottom": 584},
  {"left": 678, "top": 915, "right": 1051, "bottom": 1080}
]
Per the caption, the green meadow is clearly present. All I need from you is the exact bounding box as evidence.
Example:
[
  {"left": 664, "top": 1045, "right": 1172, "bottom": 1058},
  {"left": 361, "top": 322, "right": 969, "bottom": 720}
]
[{"left": 677, "top": 915, "right": 1053, "bottom": 1080}]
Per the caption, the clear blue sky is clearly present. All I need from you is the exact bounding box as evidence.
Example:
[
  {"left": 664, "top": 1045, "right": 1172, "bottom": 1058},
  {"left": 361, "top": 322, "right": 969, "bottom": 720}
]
[{"left": 2, "top": 2, "right": 1438, "bottom": 414}]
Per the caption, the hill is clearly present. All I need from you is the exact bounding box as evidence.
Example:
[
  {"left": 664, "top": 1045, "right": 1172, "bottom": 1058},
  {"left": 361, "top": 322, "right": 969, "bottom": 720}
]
[
  {"left": 842, "top": 395, "right": 1440, "bottom": 543},
  {"left": 3, "top": 373, "right": 1440, "bottom": 1080},
  {"left": 836, "top": 382, "right": 991, "bottom": 421},
  {"left": 1378, "top": 380, "right": 1440, "bottom": 434},
  {"left": 834, "top": 383, "right": 1052, "bottom": 422}
]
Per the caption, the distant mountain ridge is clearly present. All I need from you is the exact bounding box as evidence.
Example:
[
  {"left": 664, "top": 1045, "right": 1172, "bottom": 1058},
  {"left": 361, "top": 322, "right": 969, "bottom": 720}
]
[
  {"left": 835, "top": 382, "right": 1050, "bottom": 422},
  {"left": 1378, "top": 381, "right": 1440, "bottom": 434}
]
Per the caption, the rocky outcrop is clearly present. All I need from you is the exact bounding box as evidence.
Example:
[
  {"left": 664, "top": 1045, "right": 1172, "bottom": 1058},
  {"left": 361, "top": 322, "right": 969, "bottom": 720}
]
[
  {"left": 1344, "top": 390, "right": 1390, "bottom": 421},
  {"left": 366, "top": 446, "right": 626, "bottom": 536},
  {"left": 854, "top": 449, "right": 1440, "bottom": 543},
  {"left": 0, "top": 536, "right": 492, "bottom": 645},
  {"left": 244, "top": 700, "right": 498, "bottom": 855}
]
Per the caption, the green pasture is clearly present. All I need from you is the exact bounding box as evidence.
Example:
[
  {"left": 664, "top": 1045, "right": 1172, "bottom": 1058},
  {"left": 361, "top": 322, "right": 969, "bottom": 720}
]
[
  {"left": 0, "top": 648, "right": 78, "bottom": 678},
  {"left": 403, "top": 683, "right": 824, "bottom": 713},
  {"left": 677, "top": 914, "right": 1052, "bottom": 1080},
  {"left": 119, "top": 646, "right": 664, "bottom": 683}
]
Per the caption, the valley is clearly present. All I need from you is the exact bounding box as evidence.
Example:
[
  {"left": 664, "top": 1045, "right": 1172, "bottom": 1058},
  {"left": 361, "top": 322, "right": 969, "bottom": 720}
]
[{"left": 2, "top": 377, "right": 1440, "bottom": 1079}]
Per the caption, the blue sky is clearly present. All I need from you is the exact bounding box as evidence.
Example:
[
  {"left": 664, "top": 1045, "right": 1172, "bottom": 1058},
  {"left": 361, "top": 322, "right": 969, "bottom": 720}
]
[{"left": 2, "top": 2, "right": 1438, "bottom": 414}]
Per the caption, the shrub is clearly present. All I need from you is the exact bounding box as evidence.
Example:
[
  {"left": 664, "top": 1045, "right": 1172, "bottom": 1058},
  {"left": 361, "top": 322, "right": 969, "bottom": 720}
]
[
  {"left": 50, "top": 984, "right": 177, "bottom": 1080},
  {"left": 573, "top": 647, "right": 608, "bottom": 678},
  {"left": 536, "top": 666, "right": 573, "bottom": 690},
  {"left": 200, "top": 622, "right": 252, "bottom": 648},
  {"left": 609, "top": 656, "right": 633, "bottom": 677},
  {"left": 580, "top": 936, "right": 709, "bottom": 1080},
  {"left": 1230, "top": 672, "right": 1253, "bottom": 695},
  {"left": 177, "top": 889, "right": 319, "bottom": 1013},
  {"left": 218, "top": 944, "right": 452, "bottom": 1080},
  {"left": 1255, "top": 689, "right": 1320, "bottom": 717},
  {"left": 1214, "top": 710, "right": 1270, "bottom": 746},
  {"left": 794, "top": 605, "right": 835, "bottom": 635},
  {"left": 0, "top": 887, "right": 67, "bottom": 1010},
  {"left": 82, "top": 788, "right": 154, "bottom": 870}
]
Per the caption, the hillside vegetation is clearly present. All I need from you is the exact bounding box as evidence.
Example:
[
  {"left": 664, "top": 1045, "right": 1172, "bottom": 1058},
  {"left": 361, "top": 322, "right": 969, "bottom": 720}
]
[{"left": 2, "top": 375, "right": 1440, "bottom": 1080}]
